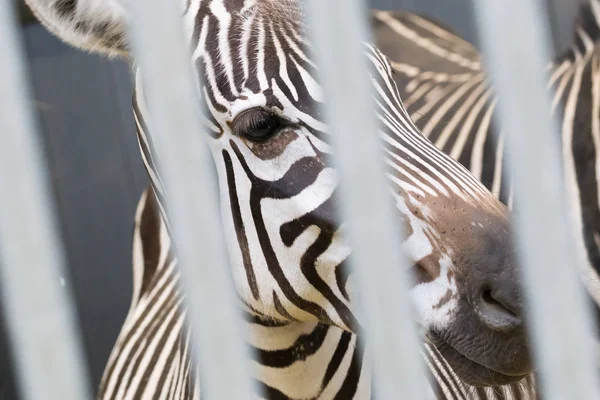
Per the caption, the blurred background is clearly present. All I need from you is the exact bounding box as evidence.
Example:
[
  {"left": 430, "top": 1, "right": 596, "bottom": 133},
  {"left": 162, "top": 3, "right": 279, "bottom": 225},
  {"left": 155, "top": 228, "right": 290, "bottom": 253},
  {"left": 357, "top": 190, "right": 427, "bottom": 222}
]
[{"left": 0, "top": 0, "right": 584, "bottom": 398}]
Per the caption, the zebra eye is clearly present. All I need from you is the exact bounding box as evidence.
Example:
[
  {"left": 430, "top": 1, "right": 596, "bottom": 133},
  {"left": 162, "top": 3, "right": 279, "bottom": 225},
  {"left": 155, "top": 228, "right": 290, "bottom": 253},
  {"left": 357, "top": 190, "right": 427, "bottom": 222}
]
[{"left": 232, "top": 108, "right": 285, "bottom": 142}]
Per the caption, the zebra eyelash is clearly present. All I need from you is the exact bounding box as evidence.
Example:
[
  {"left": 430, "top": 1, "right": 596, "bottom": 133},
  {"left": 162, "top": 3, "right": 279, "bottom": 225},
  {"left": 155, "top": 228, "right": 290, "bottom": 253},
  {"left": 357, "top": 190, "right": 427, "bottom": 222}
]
[{"left": 231, "top": 107, "right": 293, "bottom": 142}]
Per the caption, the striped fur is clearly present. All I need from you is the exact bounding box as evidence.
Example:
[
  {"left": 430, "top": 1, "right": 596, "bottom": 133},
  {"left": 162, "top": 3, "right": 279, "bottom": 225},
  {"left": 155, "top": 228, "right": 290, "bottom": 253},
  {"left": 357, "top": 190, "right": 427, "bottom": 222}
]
[
  {"left": 23, "top": 0, "right": 535, "bottom": 398},
  {"left": 101, "top": 187, "right": 536, "bottom": 399},
  {"left": 372, "top": 1, "right": 600, "bottom": 398},
  {"left": 372, "top": 0, "right": 600, "bottom": 327}
]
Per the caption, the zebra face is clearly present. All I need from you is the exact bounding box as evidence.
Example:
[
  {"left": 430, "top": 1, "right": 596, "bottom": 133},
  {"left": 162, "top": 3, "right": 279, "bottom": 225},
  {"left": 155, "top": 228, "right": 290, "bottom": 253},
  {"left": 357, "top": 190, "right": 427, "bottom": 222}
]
[
  {"left": 131, "top": 0, "right": 531, "bottom": 386},
  {"left": 18, "top": 0, "right": 538, "bottom": 392},
  {"left": 33, "top": 0, "right": 532, "bottom": 387}
]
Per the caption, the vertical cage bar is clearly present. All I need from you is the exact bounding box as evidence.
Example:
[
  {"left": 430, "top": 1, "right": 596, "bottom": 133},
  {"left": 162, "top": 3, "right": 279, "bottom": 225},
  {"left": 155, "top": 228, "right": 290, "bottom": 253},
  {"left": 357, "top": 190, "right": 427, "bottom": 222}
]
[
  {"left": 472, "top": 1, "right": 600, "bottom": 399},
  {"left": 305, "top": 1, "right": 428, "bottom": 399},
  {"left": 0, "top": 2, "right": 91, "bottom": 400},
  {"left": 121, "top": 0, "right": 254, "bottom": 398}
]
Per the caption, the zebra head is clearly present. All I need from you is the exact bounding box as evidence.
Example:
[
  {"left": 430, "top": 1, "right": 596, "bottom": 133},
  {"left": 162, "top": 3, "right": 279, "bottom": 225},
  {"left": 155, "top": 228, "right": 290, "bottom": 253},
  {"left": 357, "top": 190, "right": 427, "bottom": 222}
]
[{"left": 25, "top": 0, "right": 531, "bottom": 386}]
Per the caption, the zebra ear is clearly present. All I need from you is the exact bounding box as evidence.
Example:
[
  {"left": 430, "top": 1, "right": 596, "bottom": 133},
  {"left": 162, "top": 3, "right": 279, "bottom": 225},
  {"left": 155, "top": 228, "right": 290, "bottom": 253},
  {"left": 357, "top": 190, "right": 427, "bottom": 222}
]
[{"left": 24, "top": 0, "right": 129, "bottom": 57}]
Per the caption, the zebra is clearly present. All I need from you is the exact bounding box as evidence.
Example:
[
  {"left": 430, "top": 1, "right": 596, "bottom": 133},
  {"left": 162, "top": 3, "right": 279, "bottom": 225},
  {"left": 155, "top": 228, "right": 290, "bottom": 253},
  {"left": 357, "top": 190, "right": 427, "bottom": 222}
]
[
  {"left": 23, "top": 0, "right": 533, "bottom": 399},
  {"left": 372, "top": 0, "right": 600, "bottom": 329},
  {"left": 371, "top": 0, "right": 600, "bottom": 396}
]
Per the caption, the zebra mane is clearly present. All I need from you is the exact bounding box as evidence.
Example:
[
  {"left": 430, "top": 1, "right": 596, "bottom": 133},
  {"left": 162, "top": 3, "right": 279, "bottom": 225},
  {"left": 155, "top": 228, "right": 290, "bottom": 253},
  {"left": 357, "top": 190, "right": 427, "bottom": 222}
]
[{"left": 255, "top": 0, "right": 304, "bottom": 23}]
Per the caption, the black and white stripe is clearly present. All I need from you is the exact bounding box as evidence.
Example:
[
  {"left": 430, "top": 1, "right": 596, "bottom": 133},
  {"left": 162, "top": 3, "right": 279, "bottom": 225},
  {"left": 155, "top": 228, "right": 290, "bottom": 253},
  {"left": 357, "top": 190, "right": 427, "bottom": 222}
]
[
  {"left": 23, "top": 0, "right": 535, "bottom": 398},
  {"left": 100, "top": 190, "right": 536, "bottom": 399},
  {"left": 372, "top": 1, "right": 600, "bottom": 398},
  {"left": 372, "top": 0, "right": 600, "bottom": 323}
]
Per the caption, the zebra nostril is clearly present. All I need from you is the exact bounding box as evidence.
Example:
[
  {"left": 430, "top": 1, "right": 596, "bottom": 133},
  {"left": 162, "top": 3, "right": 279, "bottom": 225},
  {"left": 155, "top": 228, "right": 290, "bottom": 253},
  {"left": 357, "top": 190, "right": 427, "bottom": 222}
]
[
  {"left": 483, "top": 288, "right": 517, "bottom": 315},
  {"left": 412, "top": 256, "right": 441, "bottom": 285},
  {"left": 476, "top": 286, "right": 521, "bottom": 331}
]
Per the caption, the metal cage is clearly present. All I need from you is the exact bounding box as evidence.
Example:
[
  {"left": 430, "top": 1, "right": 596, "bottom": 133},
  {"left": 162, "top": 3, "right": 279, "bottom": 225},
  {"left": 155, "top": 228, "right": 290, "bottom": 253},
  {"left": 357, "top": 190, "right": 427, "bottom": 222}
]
[{"left": 0, "top": 0, "right": 597, "bottom": 399}]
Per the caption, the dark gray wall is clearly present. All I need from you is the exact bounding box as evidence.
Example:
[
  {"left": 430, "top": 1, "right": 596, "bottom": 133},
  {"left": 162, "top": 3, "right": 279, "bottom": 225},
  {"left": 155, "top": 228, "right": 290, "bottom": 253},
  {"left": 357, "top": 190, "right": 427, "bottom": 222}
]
[
  {"left": 373, "top": 0, "right": 480, "bottom": 46},
  {"left": 0, "top": 1, "right": 583, "bottom": 399},
  {"left": 1, "top": 22, "right": 147, "bottom": 400},
  {"left": 22, "top": 22, "right": 148, "bottom": 391},
  {"left": 373, "top": 0, "right": 583, "bottom": 56}
]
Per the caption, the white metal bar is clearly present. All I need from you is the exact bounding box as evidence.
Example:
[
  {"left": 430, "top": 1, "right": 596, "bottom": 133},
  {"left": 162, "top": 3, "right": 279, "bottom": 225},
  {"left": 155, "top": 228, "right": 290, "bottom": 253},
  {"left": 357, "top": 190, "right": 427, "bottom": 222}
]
[
  {"left": 305, "top": 1, "right": 428, "bottom": 399},
  {"left": 472, "top": 1, "right": 600, "bottom": 399},
  {"left": 121, "top": 0, "right": 254, "bottom": 398},
  {"left": 0, "top": 2, "right": 91, "bottom": 400}
]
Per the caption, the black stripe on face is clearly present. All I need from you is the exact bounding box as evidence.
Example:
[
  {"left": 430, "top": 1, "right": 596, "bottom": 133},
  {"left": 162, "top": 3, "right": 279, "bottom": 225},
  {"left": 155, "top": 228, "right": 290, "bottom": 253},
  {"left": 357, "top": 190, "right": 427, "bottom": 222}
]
[
  {"left": 229, "top": 139, "right": 337, "bottom": 325},
  {"left": 254, "top": 324, "right": 329, "bottom": 368},
  {"left": 280, "top": 194, "right": 356, "bottom": 330},
  {"left": 335, "top": 261, "right": 350, "bottom": 302},
  {"left": 273, "top": 291, "right": 297, "bottom": 321},
  {"left": 223, "top": 149, "right": 260, "bottom": 299}
]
